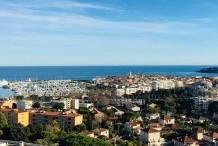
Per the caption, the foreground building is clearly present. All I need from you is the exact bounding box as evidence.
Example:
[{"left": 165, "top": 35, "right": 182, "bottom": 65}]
[
  {"left": 0, "top": 108, "right": 29, "bottom": 126},
  {"left": 140, "top": 128, "right": 165, "bottom": 146},
  {"left": 29, "top": 111, "right": 83, "bottom": 131}
]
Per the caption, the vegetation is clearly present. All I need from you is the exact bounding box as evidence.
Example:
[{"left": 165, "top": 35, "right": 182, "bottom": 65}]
[
  {"left": 59, "top": 134, "right": 111, "bottom": 146},
  {"left": 197, "top": 67, "right": 218, "bottom": 73},
  {"left": 0, "top": 122, "right": 110, "bottom": 146}
]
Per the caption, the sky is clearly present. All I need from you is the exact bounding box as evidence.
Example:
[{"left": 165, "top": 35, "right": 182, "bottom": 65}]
[{"left": 0, "top": 0, "right": 218, "bottom": 66}]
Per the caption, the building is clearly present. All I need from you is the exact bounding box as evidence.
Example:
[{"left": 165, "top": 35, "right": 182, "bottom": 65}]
[
  {"left": 203, "top": 132, "right": 218, "bottom": 143},
  {"left": 149, "top": 123, "right": 162, "bottom": 131},
  {"left": 146, "top": 113, "right": 160, "bottom": 120},
  {"left": 126, "top": 103, "right": 140, "bottom": 112},
  {"left": 52, "top": 98, "right": 80, "bottom": 110},
  {"left": 152, "top": 80, "right": 175, "bottom": 90},
  {"left": 106, "top": 106, "right": 124, "bottom": 116},
  {"left": 124, "top": 121, "right": 142, "bottom": 135},
  {"left": 30, "top": 111, "right": 83, "bottom": 131},
  {"left": 0, "top": 99, "right": 16, "bottom": 108},
  {"left": 140, "top": 128, "right": 165, "bottom": 146},
  {"left": 194, "top": 96, "right": 211, "bottom": 111},
  {"left": 193, "top": 127, "right": 204, "bottom": 140},
  {"left": 17, "top": 100, "right": 33, "bottom": 110},
  {"left": 71, "top": 99, "right": 79, "bottom": 110},
  {"left": 159, "top": 115, "right": 175, "bottom": 126},
  {"left": 92, "top": 128, "right": 109, "bottom": 138},
  {"left": 173, "top": 136, "right": 199, "bottom": 146},
  {"left": 79, "top": 100, "right": 94, "bottom": 108},
  {"left": 0, "top": 108, "right": 29, "bottom": 127}
]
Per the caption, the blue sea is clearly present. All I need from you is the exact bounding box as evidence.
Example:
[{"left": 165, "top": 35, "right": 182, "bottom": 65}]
[
  {"left": 0, "top": 66, "right": 218, "bottom": 98},
  {"left": 0, "top": 66, "right": 218, "bottom": 81}
]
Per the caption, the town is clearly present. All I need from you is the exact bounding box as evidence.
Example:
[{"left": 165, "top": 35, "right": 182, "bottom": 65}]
[{"left": 1, "top": 74, "right": 218, "bottom": 146}]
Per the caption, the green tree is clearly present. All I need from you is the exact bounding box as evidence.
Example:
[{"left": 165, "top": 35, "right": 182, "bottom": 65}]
[
  {"left": 59, "top": 134, "right": 111, "bottom": 146},
  {"left": 32, "top": 102, "right": 41, "bottom": 109},
  {"left": 12, "top": 103, "right": 17, "bottom": 109},
  {"left": 208, "top": 101, "right": 218, "bottom": 116},
  {"left": 0, "top": 112, "right": 8, "bottom": 129},
  {"left": 52, "top": 103, "right": 65, "bottom": 110},
  {"left": 143, "top": 107, "right": 157, "bottom": 115},
  {"left": 3, "top": 123, "right": 31, "bottom": 142}
]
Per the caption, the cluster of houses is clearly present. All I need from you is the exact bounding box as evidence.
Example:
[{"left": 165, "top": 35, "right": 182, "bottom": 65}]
[{"left": 98, "top": 74, "right": 217, "bottom": 97}]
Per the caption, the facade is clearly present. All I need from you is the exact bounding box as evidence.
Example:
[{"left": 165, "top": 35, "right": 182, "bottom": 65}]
[
  {"left": 152, "top": 80, "right": 175, "bottom": 90},
  {"left": 149, "top": 123, "right": 162, "bottom": 131},
  {"left": 140, "top": 128, "right": 165, "bottom": 146},
  {"left": 17, "top": 100, "right": 33, "bottom": 110},
  {"left": 71, "top": 99, "right": 79, "bottom": 109},
  {"left": 194, "top": 96, "right": 211, "bottom": 111},
  {"left": 0, "top": 99, "right": 16, "bottom": 108},
  {"left": 0, "top": 108, "right": 29, "bottom": 127},
  {"left": 159, "top": 115, "right": 175, "bottom": 126},
  {"left": 92, "top": 128, "right": 109, "bottom": 138},
  {"left": 193, "top": 127, "right": 204, "bottom": 140},
  {"left": 52, "top": 98, "right": 79, "bottom": 109},
  {"left": 124, "top": 121, "right": 142, "bottom": 135},
  {"left": 30, "top": 111, "right": 83, "bottom": 131}
]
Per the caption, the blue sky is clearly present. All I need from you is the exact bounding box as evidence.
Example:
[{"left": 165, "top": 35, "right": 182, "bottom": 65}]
[{"left": 1, "top": 0, "right": 218, "bottom": 66}]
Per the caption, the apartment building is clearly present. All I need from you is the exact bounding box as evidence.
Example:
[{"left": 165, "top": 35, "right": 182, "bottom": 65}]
[
  {"left": 29, "top": 111, "right": 83, "bottom": 131},
  {"left": 17, "top": 100, "right": 33, "bottom": 110},
  {"left": 194, "top": 96, "right": 211, "bottom": 111},
  {"left": 0, "top": 99, "right": 16, "bottom": 108},
  {"left": 0, "top": 108, "right": 29, "bottom": 127}
]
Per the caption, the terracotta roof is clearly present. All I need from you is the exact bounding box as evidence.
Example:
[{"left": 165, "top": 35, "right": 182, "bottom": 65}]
[
  {"left": 161, "top": 115, "right": 174, "bottom": 120},
  {"left": 30, "top": 111, "right": 81, "bottom": 118},
  {"left": 204, "top": 132, "right": 218, "bottom": 139},
  {"left": 108, "top": 116, "right": 119, "bottom": 121},
  {"left": 175, "top": 136, "right": 197, "bottom": 145},
  {"left": 128, "top": 121, "right": 140, "bottom": 127},
  {"left": 149, "top": 123, "right": 161, "bottom": 128},
  {"left": 0, "top": 108, "right": 28, "bottom": 113}
]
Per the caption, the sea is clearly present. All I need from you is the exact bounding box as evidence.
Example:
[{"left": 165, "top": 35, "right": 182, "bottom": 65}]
[{"left": 0, "top": 66, "right": 218, "bottom": 98}]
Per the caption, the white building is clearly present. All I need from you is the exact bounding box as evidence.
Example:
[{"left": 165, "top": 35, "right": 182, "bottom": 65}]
[
  {"left": 124, "top": 121, "right": 142, "bottom": 135},
  {"left": 71, "top": 99, "right": 79, "bottom": 110},
  {"left": 194, "top": 96, "right": 211, "bottom": 111},
  {"left": 17, "top": 100, "right": 33, "bottom": 110},
  {"left": 52, "top": 98, "right": 80, "bottom": 110},
  {"left": 159, "top": 115, "right": 175, "bottom": 126},
  {"left": 152, "top": 80, "right": 175, "bottom": 90},
  {"left": 92, "top": 128, "right": 109, "bottom": 138},
  {"left": 126, "top": 103, "right": 140, "bottom": 112},
  {"left": 140, "top": 128, "right": 165, "bottom": 146},
  {"left": 79, "top": 100, "right": 94, "bottom": 108}
]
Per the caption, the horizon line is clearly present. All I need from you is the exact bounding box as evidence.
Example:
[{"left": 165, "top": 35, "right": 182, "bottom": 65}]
[{"left": 1, "top": 65, "right": 218, "bottom": 67}]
